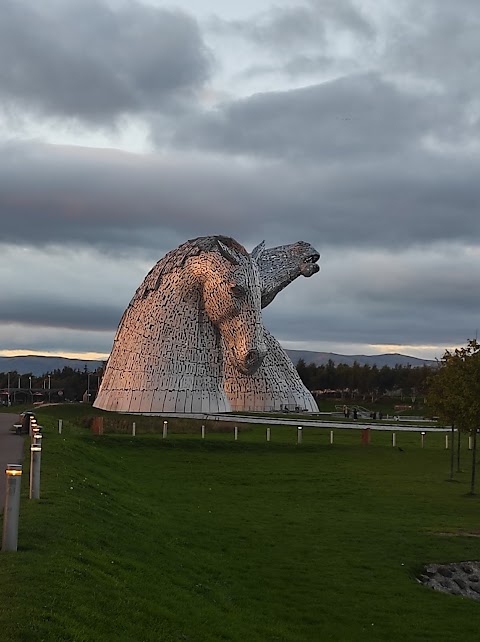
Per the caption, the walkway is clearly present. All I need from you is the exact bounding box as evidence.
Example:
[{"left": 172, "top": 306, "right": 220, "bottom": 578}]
[{"left": 137, "top": 411, "right": 450, "bottom": 433}]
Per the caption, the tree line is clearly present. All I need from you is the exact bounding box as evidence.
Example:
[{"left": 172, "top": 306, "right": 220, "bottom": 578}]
[
  {"left": 295, "top": 358, "right": 434, "bottom": 399},
  {"left": 0, "top": 359, "right": 437, "bottom": 404},
  {"left": 0, "top": 366, "right": 103, "bottom": 404}
]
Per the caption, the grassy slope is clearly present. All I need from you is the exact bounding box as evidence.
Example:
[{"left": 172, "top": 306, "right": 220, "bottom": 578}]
[{"left": 1, "top": 406, "right": 480, "bottom": 641}]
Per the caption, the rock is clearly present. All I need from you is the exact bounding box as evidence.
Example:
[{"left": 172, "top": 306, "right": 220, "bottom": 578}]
[{"left": 418, "top": 561, "right": 480, "bottom": 601}]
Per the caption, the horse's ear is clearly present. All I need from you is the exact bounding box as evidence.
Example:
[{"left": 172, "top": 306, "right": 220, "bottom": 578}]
[
  {"left": 251, "top": 241, "right": 265, "bottom": 262},
  {"left": 217, "top": 240, "right": 239, "bottom": 265}
]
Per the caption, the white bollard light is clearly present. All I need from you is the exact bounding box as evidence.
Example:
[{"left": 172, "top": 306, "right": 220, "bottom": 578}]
[
  {"left": 58, "top": 419, "right": 63, "bottom": 435},
  {"left": 297, "top": 426, "right": 303, "bottom": 445},
  {"left": 392, "top": 432, "right": 396, "bottom": 447},
  {"left": 2, "top": 464, "right": 23, "bottom": 552},
  {"left": 469, "top": 435, "right": 473, "bottom": 450},
  {"left": 234, "top": 426, "right": 238, "bottom": 441},
  {"left": 445, "top": 434, "right": 449, "bottom": 449},
  {"left": 266, "top": 427, "right": 271, "bottom": 442},
  {"left": 163, "top": 421, "right": 168, "bottom": 439},
  {"left": 132, "top": 422, "right": 136, "bottom": 437},
  {"left": 330, "top": 430, "right": 334, "bottom": 445},
  {"left": 421, "top": 431, "right": 426, "bottom": 449},
  {"left": 201, "top": 425, "right": 205, "bottom": 439},
  {"left": 29, "top": 441, "right": 42, "bottom": 500}
]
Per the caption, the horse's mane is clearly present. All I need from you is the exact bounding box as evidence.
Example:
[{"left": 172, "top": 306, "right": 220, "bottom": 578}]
[{"left": 132, "top": 236, "right": 248, "bottom": 302}]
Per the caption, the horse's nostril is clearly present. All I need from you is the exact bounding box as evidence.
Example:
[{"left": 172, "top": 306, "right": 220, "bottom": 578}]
[{"left": 243, "top": 349, "right": 266, "bottom": 374}]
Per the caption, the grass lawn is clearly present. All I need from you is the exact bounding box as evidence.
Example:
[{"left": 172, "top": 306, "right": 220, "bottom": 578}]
[{"left": 1, "top": 405, "right": 480, "bottom": 641}]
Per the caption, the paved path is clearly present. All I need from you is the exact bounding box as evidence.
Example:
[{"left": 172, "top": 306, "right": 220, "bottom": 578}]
[
  {"left": 139, "top": 411, "right": 449, "bottom": 433},
  {"left": 0, "top": 413, "right": 25, "bottom": 514}
]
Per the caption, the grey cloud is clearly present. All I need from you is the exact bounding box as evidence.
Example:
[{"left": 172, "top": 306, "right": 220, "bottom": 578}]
[
  {"left": 2, "top": 140, "right": 480, "bottom": 255},
  {"left": 171, "top": 73, "right": 454, "bottom": 160},
  {"left": 385, "top": 0, "right": 480, "bottom": 89},
  {"left": 264, "top": 246, "right": 480, "bottom": 347},
  {"left": 207, "top": 0, "right": 374, "bottom": 82},
  {"left": 0, "top": 297, "right": 120, "bottom": 332},
  {"left": 0, "top": 323, "right": 113, "bottom": 355},
  {"left": 0, "top": 0, "right": 211, "bottom": 123},
  {"left": 209, "top": 0, "right": 374, "bottom": 51}
]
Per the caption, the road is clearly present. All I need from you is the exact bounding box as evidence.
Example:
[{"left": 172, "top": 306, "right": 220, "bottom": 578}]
[{"left": 0, "top": 413, "right": 25, "bottom": 514}]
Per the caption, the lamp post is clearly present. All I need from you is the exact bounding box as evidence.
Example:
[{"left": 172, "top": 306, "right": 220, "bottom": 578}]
[
  {"left": 87, "top": 373, "right": 90, "bottom": 403},
  {"left": 48, "top": 375, "right": 51, "bottom": 402},
  {"left": 7, "top": 372, "right": 10, "bottom": 406}
]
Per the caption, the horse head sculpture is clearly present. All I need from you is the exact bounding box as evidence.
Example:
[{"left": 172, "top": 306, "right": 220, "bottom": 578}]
[
  {"left": 188, "top": 236, "right": 267, "bottom": 375},
  {"left": 257, "top": 241, "right": 320, "bottom": 308},
  {"left": 94, "top": 235, "right": 267, "bottom": 413}
]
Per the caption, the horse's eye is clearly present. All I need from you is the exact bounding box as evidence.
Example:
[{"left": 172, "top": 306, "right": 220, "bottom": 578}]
[{"left": 231, "top": 284, "right": 245, "bottom": 298}]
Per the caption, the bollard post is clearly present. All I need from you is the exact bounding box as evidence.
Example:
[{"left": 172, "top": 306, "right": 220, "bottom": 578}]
[
  {"left": 330, "top": 430, "right": 334, "bottom": 445},
  {"left": 132, "top": 422, "right": 136, "bottom": 437},
  {"left": 445, "top": 434, "right": 449, "bottom": 450},
  {"left": 361, "top": 428, "right": 371, "bottom": 446},
  {"left": 266, "top": 427, "right": 271, "bottom": 442},
  {"left": 29, "top": 439, "right": 42, "bottom": 500},
  {"left": 234, "top": 426, "right": 238, "bottom": 441},
  {"left": 201, "top": 425, "right": 205, "bottom": 439},
  {"left": 392, "top": 432, "right": 396, "bottom": 447},
  {"left": 58, "top": 419, "right": 63, "bottom": 435},
  {"left": 469, "top": 435, "right": 473, "bottom": 450},
  {"left": 92, "top": 417, "right": 103, "bottom": 435},
  {"left": 2, "top": 464, "right": 23, "bottom": 552},
  {"left": 163, "top": 421, "right": 168, "bottom": 439},
  {"left": 297, "top": 426, "right": 303, "bottom": 445},
  {"left": 421, "top": 431, "right": 426, "bottom": 449}
]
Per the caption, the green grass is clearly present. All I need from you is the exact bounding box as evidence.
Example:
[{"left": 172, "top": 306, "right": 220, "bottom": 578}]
[{"left": 1, "top": 406, "right": 480, "bottom": 641}]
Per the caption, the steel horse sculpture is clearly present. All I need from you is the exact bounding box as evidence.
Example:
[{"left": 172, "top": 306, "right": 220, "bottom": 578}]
[{"left": 94, "top": 236, "right": 320, "bottom": 413}]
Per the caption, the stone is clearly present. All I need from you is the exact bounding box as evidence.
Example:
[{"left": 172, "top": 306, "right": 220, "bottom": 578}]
[{"left": 418, "top": 561, "right": 480, "bottom": 601}]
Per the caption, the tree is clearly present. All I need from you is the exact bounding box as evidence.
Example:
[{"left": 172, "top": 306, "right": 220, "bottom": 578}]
[
  {"left": 427, "top": 340, "right": 480, "bottom": 492},
  {"left": 427, "top": 352, "right": 463, "bottom": 481}
]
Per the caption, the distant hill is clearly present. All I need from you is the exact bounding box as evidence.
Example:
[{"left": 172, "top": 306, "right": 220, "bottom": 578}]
[
  {"left": 0, "top": 350, "right": 435, "bottom": 376},
  {"left": 285, "top": 350, "right": 436, "bottom": 368}
]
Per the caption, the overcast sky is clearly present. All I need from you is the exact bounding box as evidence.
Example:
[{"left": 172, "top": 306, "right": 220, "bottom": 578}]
[{"left": 1, "top": 0, "right": 479, "bottom": 362}]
